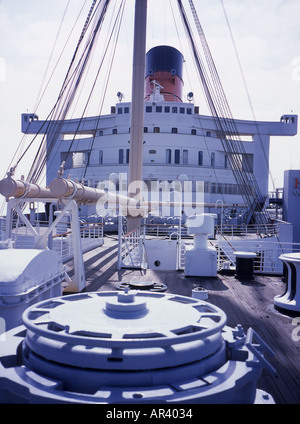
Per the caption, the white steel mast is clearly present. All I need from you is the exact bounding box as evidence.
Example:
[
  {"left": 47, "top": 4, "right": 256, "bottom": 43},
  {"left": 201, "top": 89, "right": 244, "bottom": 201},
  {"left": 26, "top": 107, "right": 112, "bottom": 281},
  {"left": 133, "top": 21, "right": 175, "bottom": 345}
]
[{"left": 127, "top": 0, "right": 147, "bottom": 232}]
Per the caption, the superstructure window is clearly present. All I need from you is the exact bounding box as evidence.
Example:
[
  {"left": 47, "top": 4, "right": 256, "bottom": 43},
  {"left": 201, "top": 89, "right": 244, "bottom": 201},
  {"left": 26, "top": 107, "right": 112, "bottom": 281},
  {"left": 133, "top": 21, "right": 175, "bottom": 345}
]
[
  {"left": 144, "top": 127, "right": 148, "bottom": 133},
  {"left": 113, "top": 128, "right": 118, "bottom": 134},
  {"left": 211, "top": 152, "right": 215, "bottom": 167},
  {"left": 119, "top": 149, "right": 124, "bottom": 164},
  {"left": 124, "top": 107, "right": 129, "bottom": 113},
  {"left": 224, "top": 154, "right": 228, "bottom": 168},
  {"left": 174, "top": 149, "right": 180, "bottom": 164},
  {"left": 72, "top": 152, "right": 87, "bottom": 168},
  {"left": 191, "top": 129, "right": 197, "bottom": 135},
  {"left": 180, "top": 107, "right": 185, "bottom": 114},
  {"left": 171, "top": 127, "right": 178, "bottom": 134},
  {"left": 172, "top": 106, "right": 178, "bottom": 113},
  {"left": 154, "top": 127, "right": 160, "bottom": 133},
  {"left": 164, "top": 106, "right": 170, "bottom": 113},
  {"left": 156, "top": 106, "right": 162, "bottom": 112},
  {"left": 126, "top": 148, "right": 130, "bottom": 164},
  {"left": 166, "top": 149, "right": 171, "bottom": 164},
  {"left": 187, "top": 108, "right": 192, "bottom": 115},
  {"left": 146, "top": 106, "right": 152, "bottom": 113},
  {"left": 242, "top": 154, "right": 254, "bottom": 173},
  {"left": 198, "top": 151, "right": 203, "bottom": 166},
  {"left": 99, "top": 150, "right": 103, "bottom": 164},
  {"left": 183, "top": 150, "right": 188, "bottom": 165},
  {"left": 117, "top": 108, "right": 122, "bottom": 114}
]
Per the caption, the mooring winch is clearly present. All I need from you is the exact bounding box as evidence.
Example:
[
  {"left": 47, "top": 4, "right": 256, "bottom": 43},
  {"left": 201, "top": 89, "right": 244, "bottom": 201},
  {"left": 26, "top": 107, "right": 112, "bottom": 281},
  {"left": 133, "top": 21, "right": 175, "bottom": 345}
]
[{"left": 0, "top": 290, "right": 275, "bottom": 404}]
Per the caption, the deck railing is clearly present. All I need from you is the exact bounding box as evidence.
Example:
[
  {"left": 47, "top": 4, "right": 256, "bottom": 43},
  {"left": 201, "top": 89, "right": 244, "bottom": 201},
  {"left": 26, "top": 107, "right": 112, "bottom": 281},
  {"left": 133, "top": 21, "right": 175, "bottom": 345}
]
[
  {"left": 213, "top": 228, "right": 300, "bottom": 275},
  {"left": 144, "top": 222, "right": 183, "bottom": 238},
  {"left": 118, "top": 218, "right": 145, "bottom": 270},
  {"left": 0, "top": 217, "right": 104, "bottom": 262},
  {"left": 215, "top": 222, "right": 280, "bottom": 239},
  {"left": 52, "top": 222, "right": 104, "bottom": 262},
  {"left": 131, "top": 219, "right": 292, "bottom": 274}
]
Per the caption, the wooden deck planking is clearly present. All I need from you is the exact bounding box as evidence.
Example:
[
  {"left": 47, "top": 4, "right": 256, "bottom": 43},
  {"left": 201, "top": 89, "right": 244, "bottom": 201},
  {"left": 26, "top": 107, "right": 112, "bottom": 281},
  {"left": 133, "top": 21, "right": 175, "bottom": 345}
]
[{"left": 64, "top": 236, "right": 300, "bottom": 404}]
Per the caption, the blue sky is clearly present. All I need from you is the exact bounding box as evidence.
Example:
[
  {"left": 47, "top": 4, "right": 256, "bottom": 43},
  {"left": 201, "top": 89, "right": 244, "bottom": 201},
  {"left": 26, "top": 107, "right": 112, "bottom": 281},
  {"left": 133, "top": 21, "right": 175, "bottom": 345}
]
[{"left": 0, "top": 0, "right": 299, "bottom": 191}]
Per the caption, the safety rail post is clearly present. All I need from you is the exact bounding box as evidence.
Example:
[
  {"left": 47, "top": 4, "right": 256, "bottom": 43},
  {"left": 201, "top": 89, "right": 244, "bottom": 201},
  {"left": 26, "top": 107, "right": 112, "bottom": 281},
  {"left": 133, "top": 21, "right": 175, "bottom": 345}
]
[
  {"left": 117, "top": 215, "right": 122, "bottom": 270},
  {"left": 118, "top": 223, "right": 145, "bottom": 270}
]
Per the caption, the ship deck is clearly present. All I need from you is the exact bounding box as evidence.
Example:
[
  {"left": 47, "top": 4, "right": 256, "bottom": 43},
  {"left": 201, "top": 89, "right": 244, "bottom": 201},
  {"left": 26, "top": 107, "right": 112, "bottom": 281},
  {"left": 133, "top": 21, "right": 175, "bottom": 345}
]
[{"left": 64, "top": 235, "right": 300, "bottom": 404}]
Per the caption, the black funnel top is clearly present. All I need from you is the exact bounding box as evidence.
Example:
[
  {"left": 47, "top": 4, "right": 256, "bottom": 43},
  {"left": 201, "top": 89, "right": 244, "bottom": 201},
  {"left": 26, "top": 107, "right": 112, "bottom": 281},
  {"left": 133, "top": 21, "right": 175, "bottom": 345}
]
[{"left": 146, "top": 46, "right": 183, "bottom": 79}]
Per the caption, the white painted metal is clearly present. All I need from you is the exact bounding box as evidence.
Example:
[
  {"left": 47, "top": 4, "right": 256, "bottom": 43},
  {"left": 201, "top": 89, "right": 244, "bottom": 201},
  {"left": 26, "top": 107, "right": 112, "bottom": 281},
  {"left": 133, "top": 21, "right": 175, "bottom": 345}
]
[
  {"left": 127, "top": 0, "right": 147, "bottom": 232},
  {"left": 144, "top": 239, "right": 178, "bottom": 270},
  {"left": 0, "top": 248, "right": 64, "bottom": 333},
  {"left": 3, "top": 197, "right": 85, "bottom": 292},
  {"left": 66, "top": 200, "right": 85, "bottom": 292},
  {"left": 185, "top": 214, "right": 218, "bottom": 277},
  {"left": 119, "top": 225, "right": 145, "bottom": 270},
  {"left": 20, "top": 109, "right": 297, "bottom": 220},
  {"left": 274, "top": 252, "right": 300, "bottom": 314},
  {"left": 0, "top": 290, "right": 276, "bottom": 403}
]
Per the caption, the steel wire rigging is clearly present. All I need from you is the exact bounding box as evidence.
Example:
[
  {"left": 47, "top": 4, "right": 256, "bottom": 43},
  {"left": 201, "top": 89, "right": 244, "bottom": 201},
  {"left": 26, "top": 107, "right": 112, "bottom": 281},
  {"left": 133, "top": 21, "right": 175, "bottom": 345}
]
[
  {"left": 24, "top": 0, "right": 114, "bottom": 185},
  {"left": 220, "top": 0, "right": 275, "bottom": 193},
  {"left": 11, "top": 0, "right": 272, "bottom": 226},
  {"left": 178, "top": 0, "right": 270, "bottom": 225}
]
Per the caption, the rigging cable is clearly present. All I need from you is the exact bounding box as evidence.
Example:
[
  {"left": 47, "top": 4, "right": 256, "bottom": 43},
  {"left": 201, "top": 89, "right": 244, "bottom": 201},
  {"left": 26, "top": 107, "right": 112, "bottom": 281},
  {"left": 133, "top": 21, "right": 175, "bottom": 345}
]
[
  {"left": 3, "top": 0, "right": 74, "bottom": 180},
  {"left": 81, "top": 0, "right": 126, "bottom": 181},
  {"left": 168, "top": 0, "right": 226, "bottom": 204},
  {"left": 220, "top": 0, "right": 276, "bottom": 192},
  {"left": 178, "top": 0, "right": 270, "bottom": 224},
  {"left": 189, "top": 0, "right": 269, "bottom": 219},
  {"left": 25, "top": 0, "right": 111, "bottom": 184},
  {"left": 168, "top": 0, "right": 193, "bottom": 95},
  {"left": 33, "top": 0, "right": 72, "bottom": 113},
  {"left": 45, "top": 0, "right": 126, "bottom": 183},
  {"left": 15, "top": 0, "right": 94, "bottom": 178},
  {"left": 23, "top": 0, "right": 102, "bottom": 183}
]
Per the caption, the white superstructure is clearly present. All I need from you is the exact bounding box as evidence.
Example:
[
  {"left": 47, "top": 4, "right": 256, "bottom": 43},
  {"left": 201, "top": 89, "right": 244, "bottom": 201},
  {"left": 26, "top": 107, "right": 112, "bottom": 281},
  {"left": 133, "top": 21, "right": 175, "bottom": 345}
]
[
  {"left": 21, "top": 44, "right": 297, "bottom": 221},
  {"left": 21, "top": 102, "right": 297, "bottom": 215}
]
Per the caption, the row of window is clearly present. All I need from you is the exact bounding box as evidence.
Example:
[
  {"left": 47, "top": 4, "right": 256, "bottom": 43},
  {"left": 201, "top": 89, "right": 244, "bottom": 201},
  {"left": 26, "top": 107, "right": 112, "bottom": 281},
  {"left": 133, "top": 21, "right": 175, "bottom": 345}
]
[
  {"left": 166, "top": 149, "right": 189, "bottom": 165},
  {"left": 115, "top": 105, "right": 194, "bottom": 115},
  {"left": 117, "top": 149, "right": 251, "bottom": 169},
  {"left": 118, "top": 148, "right": 190, "bottom": 165},
  {"left": 80, "top": 178, "right": 245, "bottom": 196},
  {"left": 145, "top": 105, "right": 193, "bottom": 115},
  {"left": 166, "top": 150, "right": 222, "bottom": 167},
  {"left": 204, "top": 181, "right": 249, "bottom": 195},
  {"left": 102, "top": 128, "right": 212, "bottom": 136},
  {"left": 66, "top": 149, "right": 228, "bottom": 167}
]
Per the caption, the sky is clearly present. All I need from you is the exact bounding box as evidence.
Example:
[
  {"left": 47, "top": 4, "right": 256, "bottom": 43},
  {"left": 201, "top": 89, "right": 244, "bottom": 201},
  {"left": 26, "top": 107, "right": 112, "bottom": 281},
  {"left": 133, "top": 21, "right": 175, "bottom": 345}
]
[{"left": 0, "top": 0, "right": 299, "bottom": 195}]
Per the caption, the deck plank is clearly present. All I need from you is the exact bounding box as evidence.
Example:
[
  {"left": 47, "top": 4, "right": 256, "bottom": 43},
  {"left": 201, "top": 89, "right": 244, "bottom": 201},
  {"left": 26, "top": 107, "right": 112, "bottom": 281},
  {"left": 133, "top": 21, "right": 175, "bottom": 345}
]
[{"left": 64, "top": 236, "right": 300, "bottom": 404}]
